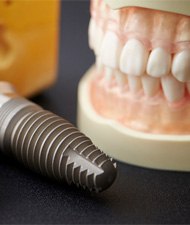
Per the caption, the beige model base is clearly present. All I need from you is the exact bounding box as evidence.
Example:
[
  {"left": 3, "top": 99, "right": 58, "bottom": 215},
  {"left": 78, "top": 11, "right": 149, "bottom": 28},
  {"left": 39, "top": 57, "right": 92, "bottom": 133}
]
[
  {"left": 105, "top": 0, "right": 190, "bottom": 16},
  {"left": 77, "top": 66, "right": 190, "bottom": 171}
]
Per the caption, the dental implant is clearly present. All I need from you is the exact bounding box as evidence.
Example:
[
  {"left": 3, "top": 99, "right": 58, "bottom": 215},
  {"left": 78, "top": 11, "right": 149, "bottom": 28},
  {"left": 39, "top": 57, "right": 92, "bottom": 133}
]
[{"left": 0, "top": 82, "right": 117, "bottom": 192}]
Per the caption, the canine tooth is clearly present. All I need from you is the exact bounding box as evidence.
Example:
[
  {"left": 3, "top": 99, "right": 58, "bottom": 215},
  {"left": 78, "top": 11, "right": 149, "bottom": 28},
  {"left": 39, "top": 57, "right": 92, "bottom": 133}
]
[
  {"left": 147, "top": 48, "right": 171, "bottom": 77},
  {"left": 115, "top": 71, "right": 127, "bottom": 87},
  {"left": 142, "top": 75, "right": 160, "bottom": 97},
  {"left": 88, "top": 18, "right": 96, "bottom": 50},
  {"left": 128, "top": 76, "right": 141, "bottom": 94},
  {"left": 161, "top": 75, "right": 185, "bottom": 102},
  {"left": 100, "top": 31, "right": 122, "bottom": 69},
  {"left": 172, "top": 50, "right": 190, "bottom": 82},
  {"left": 120, "top": 39, "right": 149, "bottom": 76}
]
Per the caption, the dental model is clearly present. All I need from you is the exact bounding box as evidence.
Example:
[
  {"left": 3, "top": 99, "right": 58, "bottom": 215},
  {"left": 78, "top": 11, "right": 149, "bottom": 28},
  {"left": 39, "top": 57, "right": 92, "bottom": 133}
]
[{"left": 77, "top": 0, "right": 190, "bottom": 170}]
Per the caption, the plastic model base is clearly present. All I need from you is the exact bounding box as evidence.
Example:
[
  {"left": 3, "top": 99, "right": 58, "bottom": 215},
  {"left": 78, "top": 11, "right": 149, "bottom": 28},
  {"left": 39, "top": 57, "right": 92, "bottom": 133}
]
[{"left": 77, "top": 66, "right": 190, "bottom": 171}]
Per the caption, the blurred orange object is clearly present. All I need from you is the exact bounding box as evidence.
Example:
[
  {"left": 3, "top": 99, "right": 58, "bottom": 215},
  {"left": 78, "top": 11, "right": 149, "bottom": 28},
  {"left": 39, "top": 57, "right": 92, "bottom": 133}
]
[{"left": 0, "top": 0, "right": 59, "bottom": 97}]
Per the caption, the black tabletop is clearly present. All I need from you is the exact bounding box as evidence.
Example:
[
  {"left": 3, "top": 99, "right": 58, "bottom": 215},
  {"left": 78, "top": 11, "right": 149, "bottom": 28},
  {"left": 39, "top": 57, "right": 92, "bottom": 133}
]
[{"left": 1, "top": 2, "right": 190, "bottom": 224}]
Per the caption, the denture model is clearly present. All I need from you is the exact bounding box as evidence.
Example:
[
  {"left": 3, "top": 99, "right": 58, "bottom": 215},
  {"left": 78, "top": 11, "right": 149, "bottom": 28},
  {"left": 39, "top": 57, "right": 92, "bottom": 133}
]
[
  {"left": 77, "top": 0, "right": 190, "bottom": 171},
  {"left": 0, "top": 0, "right": 59, "bottom": 96}
]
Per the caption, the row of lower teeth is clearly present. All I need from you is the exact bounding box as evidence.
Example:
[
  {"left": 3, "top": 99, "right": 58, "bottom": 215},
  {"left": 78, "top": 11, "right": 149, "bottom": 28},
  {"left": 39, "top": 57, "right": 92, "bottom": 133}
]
[{"left": 96, "top": 65, "right": 190, "bottom": 103}]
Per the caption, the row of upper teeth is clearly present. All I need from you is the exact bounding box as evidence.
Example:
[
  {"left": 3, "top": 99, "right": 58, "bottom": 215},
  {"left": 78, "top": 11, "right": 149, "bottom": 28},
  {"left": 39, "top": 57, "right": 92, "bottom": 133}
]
[
  {"left": 89, "top": 18, "right": 190, "bottom": 85},
  {"left": 98, "top": 65, "right": 189, "bottom": 103}
]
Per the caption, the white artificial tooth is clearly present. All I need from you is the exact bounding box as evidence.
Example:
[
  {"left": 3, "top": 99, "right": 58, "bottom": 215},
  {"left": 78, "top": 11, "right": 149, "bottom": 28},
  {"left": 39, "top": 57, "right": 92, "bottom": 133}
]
[
  {"left": 88, "top": 18, "right": 96, "bottom": 50},
  {"left": 120, "top": 39, "right": 149, "bottom": 76},
  {"left": 128, "top": 76, "right": 141, "bottom": 94},
  {"left": 100, "top": 31, "right": 122, "bottom": 69},
  {"left": 161, "top": 75, "right": 185, "bottom": 102},
  {"left": 147, "top": 48, "right": 171, "bottom": 77},
  {"left": 104, "top": 67, "right": 114, "bottom": 82},
  {"left": 172, "top": 50, "right": 190, "bottom": 82},
  {"left": 96, "top": 57, "right": 103, "bottom": 73},
  {"left": 115, "top": 71, "right": 127, "bottom": 87},
  {"left": 94, "top": 26, "right": 104, "bottom": 56},
  {"left": 142, "top": 75, "right": 160, "bottom": 97}
]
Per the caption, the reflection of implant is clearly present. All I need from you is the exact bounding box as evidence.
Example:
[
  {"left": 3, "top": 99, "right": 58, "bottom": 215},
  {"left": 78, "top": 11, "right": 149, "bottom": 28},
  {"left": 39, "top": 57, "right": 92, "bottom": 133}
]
[{"left": 0, "top": 82, "right": 117, "bottom": 192}]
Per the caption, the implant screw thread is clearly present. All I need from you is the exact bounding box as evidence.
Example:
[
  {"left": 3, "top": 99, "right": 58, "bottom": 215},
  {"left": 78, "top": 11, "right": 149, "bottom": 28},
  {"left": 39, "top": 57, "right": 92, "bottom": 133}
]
[{"left": 0, "top": 98, "right": 116, "bottom": 192}]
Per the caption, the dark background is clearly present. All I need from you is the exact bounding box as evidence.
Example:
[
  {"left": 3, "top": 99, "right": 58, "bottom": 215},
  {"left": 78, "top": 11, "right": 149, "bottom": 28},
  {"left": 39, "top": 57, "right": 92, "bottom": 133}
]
[{"left": 1, "top": 1, "right": 190, "bottom": 224}]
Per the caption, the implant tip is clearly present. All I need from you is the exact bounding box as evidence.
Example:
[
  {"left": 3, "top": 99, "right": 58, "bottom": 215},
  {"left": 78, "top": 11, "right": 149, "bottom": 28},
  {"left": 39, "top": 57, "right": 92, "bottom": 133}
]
[{"left": 95, "top": 159, "right": 117, "bottom": 192}]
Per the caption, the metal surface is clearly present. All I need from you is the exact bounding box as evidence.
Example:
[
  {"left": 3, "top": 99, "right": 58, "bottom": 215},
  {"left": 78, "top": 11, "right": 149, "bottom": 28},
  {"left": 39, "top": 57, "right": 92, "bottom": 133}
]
[{"left": 0, "top": 90, "right": 117, "bottom": 192}]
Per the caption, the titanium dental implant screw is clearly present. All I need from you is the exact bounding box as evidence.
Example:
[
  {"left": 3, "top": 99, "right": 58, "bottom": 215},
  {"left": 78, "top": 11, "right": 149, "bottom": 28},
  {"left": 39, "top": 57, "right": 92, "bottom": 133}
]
[{"left": 0, "top": 82, "right": 117, "bottom": 192}]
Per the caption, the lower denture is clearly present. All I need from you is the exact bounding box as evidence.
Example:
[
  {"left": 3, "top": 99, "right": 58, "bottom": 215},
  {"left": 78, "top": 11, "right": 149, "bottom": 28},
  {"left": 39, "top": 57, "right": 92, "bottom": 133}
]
[{"left": 91, "top": 71, "right": 190, "bottom": 134}]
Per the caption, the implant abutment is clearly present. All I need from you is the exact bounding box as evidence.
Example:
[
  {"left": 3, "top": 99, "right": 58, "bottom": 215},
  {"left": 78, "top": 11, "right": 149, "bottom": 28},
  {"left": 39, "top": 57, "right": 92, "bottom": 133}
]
[{"left": 0, "top": 93, "right": 117, "bottom": 192}]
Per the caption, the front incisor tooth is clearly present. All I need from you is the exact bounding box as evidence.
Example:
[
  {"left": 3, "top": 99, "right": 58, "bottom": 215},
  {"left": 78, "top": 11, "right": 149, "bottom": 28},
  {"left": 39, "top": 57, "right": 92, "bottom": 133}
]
[
  {"left": 172, "top": 50, "right": 190, "bottom": 82},
  {"left": 100, "top": 31, "right": 122, "bottom": 69},
  {"left": 161, "top": 75, "right": 185, "bottom": 102},
  {"left": 120, "top": 39, "right": 149, "bottom": 76},
  {"left": 128, "top": 76, "right": 142, "bottom": 94},
  {"left": 147, "top": 48, "right": 171, "bottom": 77},
  {"left": 142, "top": 75, "right": 160, "bottom": 97}
]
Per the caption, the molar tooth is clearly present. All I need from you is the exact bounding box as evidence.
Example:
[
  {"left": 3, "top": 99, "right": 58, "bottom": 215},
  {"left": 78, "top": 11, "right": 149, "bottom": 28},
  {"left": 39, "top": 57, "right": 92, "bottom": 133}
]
[
  {"left": 161, "top": 75, "right": 185, "bottom": 102},
  {"left": 147, "top": 48, "right": 171, "bottom": 77},
  {"left": 120, "top": 39, "right": 149, "bottom": 76},
  {"left": 88, "top": 18, "right": 96, "bottom": 50},
  {"left": 128, "top": 76, "right": 141, "bottom": 94},
  {"left": 172, "top": 50, "right": 190, "bottom": 82},
  {"left": 105, "top": 67, "right": 114, "bottom": 82},
  {"left": 142, "top": 75, "right": 160, "bottom": 97},
  {"left": 100, "top": 31, "right": 122, "bottom": 69},
  {"left": 94, "top": 25, "right": 104, "bottom": 56},
  {"left": 96, "top": 57, "right": 103, "bottom": 73}
]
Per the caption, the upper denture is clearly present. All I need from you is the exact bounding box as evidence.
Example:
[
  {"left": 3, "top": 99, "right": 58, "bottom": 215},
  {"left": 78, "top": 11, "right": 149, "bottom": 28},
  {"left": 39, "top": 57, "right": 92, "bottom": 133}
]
[{"left": 91, "top": 0, "right": 190, "bottom": 52}]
